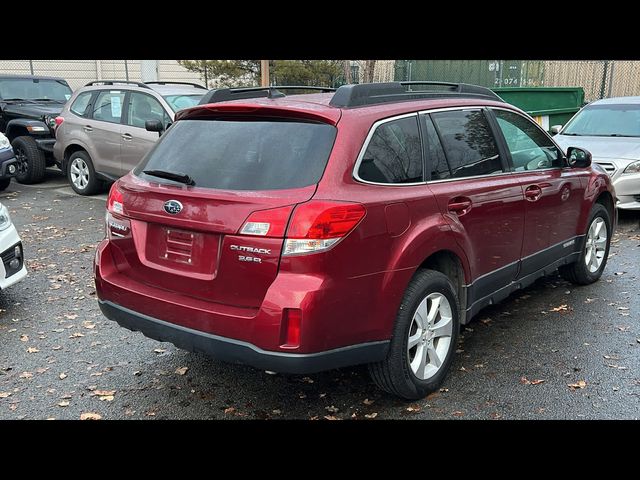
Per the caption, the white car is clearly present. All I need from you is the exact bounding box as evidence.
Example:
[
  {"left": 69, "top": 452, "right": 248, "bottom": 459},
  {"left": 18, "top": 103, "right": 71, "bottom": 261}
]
[
  {"left": 0, "top": 202, "right": 27, "bottom": 290},
  {"left": 553, "top": 96, "right": 640, "bottom": 210}
]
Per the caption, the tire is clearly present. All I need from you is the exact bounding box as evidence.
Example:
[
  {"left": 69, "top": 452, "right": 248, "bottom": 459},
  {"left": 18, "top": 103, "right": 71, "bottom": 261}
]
[
  {"left": 12, "top": 136, "right": 46, "bottom": 184},
  {"left": 369, "top": 269, "right": 460, "bottom": 400},
  {"left": 0, "top": 178, "right": 10, "bottom": 191},
  {"left": 559, "top": 203, "right": 611, "bottom": 285},
  {"left": 67, "top": 150, "right": 101, "bottom": 196}
]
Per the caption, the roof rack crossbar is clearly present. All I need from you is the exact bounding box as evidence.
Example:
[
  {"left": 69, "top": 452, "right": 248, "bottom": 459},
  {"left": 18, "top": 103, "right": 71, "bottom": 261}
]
[
  {"left": 199, "top": 85, "right": 336, "bottom": 105},
  {"left": 329, "top": 81, "right": 503, "bottom": 107},
  {"left": 85, "top": 80, "right": 150, "bottom": 88},
  {"left": 144, "top": 81, "right": 206, "bottom": 89}
]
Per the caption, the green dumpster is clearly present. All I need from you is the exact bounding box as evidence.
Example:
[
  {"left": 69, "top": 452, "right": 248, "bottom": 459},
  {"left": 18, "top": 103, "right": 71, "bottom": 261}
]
[{"left": 491, "top": 87, "right": 585, "bottom": 132}]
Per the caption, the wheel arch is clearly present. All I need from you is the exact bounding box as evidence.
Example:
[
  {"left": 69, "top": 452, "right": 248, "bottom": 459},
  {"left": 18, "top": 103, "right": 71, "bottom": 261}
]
[
  {"left": 417, "top": 249, "right": 468, "bottom": 323},
  {"left": 62, "top": 144, "right": 89, "bottom": 172}
]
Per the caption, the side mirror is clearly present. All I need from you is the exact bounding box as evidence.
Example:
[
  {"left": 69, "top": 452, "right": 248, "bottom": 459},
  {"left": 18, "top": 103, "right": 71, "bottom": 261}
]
[
  {"left": 567, "top": 146, "right": 592, "bottom": 168},
  {"left": 145, "top": 119, "right": 164, "bottom": 136},
  {"left": 550, "top": 125, "right": 563, "bottom": 135}
]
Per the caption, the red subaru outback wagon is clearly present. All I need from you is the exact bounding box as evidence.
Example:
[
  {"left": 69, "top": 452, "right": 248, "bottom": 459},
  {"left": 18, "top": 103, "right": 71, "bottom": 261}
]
[{"left": 95, "top": 82, "right": 616, "bottom": 399}]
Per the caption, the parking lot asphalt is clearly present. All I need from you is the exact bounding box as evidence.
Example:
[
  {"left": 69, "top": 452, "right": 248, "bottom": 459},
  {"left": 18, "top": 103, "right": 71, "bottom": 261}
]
[{"left": 0, "top": 169, "right": 638, "bottom": 420}]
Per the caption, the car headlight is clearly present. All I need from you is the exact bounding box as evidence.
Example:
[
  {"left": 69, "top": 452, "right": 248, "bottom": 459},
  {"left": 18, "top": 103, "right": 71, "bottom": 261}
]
[
  {"left": 0, "top": 203, "right": 12, "bottom": 231},
  {"left": 0, "top": 132, "right": 10, "bottom": 150},
  {"left": 623, "top": 160, "right": 640, "bottom": 174}
]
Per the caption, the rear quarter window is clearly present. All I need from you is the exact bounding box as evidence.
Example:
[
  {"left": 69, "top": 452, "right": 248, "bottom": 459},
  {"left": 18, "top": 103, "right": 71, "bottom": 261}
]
[
  {"left": 70, "top": 91, "right": 93, "bottom": 117},
  {"left": 135, "top": 118, "right": 337, "bottom": 191}
]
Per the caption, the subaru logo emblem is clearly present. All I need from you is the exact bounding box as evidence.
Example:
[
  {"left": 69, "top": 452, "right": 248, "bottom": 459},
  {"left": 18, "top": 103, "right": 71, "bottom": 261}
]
[{"left": 163, "top": 200, "right": 183, "bottom": 215}]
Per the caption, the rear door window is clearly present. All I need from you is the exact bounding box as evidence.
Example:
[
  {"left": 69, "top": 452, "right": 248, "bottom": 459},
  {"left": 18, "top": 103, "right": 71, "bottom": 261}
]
[
  {"left": 135, "top": 118, "right": 337, "bottom": 190},
  {"left": 92, "top": 90, "right": 126, "bottom": 124},
  {"left": 431, "top": 109, "right": 503, "bottom": 178},
  {"left": 357, "top": 115, "right": 423, "bottom": 184}
]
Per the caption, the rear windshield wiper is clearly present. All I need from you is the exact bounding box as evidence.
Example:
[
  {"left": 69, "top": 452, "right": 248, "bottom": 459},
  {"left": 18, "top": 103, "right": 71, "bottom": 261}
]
[
  {"left": 143, "top": 169, "right": 195, "bottom": 186},
  {"left": 603, "top": 133, "right": 640, "bottom": 137},
  {"left": 561, "top": 132, "right": 582, "bottom": 136}
]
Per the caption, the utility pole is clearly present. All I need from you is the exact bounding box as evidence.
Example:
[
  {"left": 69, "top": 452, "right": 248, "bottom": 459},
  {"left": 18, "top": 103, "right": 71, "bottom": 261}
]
[{"left": 261, "top": 60, "right": 269, "bottom": 87}]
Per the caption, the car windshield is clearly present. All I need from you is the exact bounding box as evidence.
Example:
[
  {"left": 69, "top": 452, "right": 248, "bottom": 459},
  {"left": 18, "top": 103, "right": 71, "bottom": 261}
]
[
  {"left": 135, "top": 118, "right": 337, "bottom": 190},
  {"left": 563, "top": 104, "right": 640, "bottom": 137},
  {"left": 0, "top": 78, "right": 72, "bottom": 102},
  {"left": 162, "top": 94, "right": 205, "bottom": 112}
]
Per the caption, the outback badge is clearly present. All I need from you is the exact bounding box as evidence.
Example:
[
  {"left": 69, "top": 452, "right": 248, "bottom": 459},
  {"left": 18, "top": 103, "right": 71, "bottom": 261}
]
[{"left": 163, "top": 200, "right": 183, "bottom": 215}]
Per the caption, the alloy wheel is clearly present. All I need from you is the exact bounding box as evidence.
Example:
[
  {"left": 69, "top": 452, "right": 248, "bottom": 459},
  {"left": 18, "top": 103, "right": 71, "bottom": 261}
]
[
  {"left": 70, "top": 157, "right": 90, "bottom": 190},
  {"left": 407, "top": 292, "right": 453, "bottom": 380},
  {"left": 584, "top": 217, "right": 607, "bottom": 273}
]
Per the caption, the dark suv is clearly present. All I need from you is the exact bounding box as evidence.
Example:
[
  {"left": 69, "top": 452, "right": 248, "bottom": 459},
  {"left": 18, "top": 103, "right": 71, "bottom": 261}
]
[
  {"left": 0, "top": 75, "right": 73, "bottom": 184},
  {"left": 95, "top": 82, "right": 616, "bottom": 399}
]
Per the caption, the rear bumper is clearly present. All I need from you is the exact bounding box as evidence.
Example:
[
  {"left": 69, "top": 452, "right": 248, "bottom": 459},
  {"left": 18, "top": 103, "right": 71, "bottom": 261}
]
[{"left": 99, "top": 300, "right": 388, "bottom": 374}]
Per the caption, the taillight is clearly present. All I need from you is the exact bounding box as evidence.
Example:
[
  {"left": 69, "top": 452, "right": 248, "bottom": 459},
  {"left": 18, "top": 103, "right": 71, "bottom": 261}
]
[
  {"left": 54, "top": 116, "right": 64, "bottom": 127},
  {"left": 283, "top": 201, "right": 365, "bottom": 256},
  {"left": 239, "top": 205, "right": 294, "bottom": 237},
  {"left": 107, "top": 182, "right": 124, "bottom": 215}
]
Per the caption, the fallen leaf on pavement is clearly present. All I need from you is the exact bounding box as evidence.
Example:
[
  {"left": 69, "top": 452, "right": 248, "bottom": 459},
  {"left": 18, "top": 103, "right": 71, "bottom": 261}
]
[
  {"left": 58, "top": 401, "right": 70, "bottom": 407},
  {"left": 69, "top": 332, "right": 85, "bottom": 338},
  {"left": 80, "top": 412, "right": 102, "bottom": 420},
  {"left": 20, "top": 372, "right": 33, "bottom": 379},
  {"left": 153, "top": 349, "right": 166, "bottom": 354},
  {"left": 568, "top": 380, "right": 587, "bottom": 390},
  {"left": 325, "top": 405, "right": 339, "bottom": 413},
  {"left": 607, "top": 364, "right": 628, "bottom": 370},
  {"left": 363, "top": 398, "right": 374, "bottom": 405},
  {"left": 551, "top": 304, "right": 568, "bottom": 312},
  {"left": 175, "top": 367, "right": 188, "bottom": 376},
  {"left": 364, "top": 413, "right": 378, "bottom": 419},
  {"left": 26, "top": 347, "right": 39, "bottom": 353},
  {"left": 301, "top": 377, "right": 314, "bottom": 384},
  {"left": 324, "top": 415, "right": 340, "bottom": 420},
  {"left": 52, "top": 346, "right": 62, "bottom": 351},
  {"left": 406, "top": 405, "right": 421, "bottom": 412},
  {"left": 0, "top": 392, "right": 11, "bottom": 398},
  {"left": 59, "top": 373, "right": 67, "bottom": 380},
  {"left": 452, "top": 411, "right": 465, "bottom": 417},
  {"left": 99, "top": 395, "right": 114, "bottom": 402},
  {"left": 224, "top": 407, "right": 235, "bottom": 414},
  {"left": 20, "top": 335, "right": 28, "bottom": 342},
  {"left": 65, "top": 314, "right": 78, "bottom": 320}
]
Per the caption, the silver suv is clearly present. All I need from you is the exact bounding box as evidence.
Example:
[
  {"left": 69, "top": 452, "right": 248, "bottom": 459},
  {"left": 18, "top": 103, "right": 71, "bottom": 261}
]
[{"left": 53, "top": 81, "right": 207, "bottom": 195}]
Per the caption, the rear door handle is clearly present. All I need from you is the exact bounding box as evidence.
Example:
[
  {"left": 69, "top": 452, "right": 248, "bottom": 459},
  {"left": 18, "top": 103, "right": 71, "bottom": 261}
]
[
  {"left": 448, "top": 197, "right": 472, "bottom": 215},
  {"left": 121, "top": 133, "right": 133, "bottom": 141},
  {"left": 525, "top": 185, "right": 542, "bottom": 201},
  {"left": 83, "top": 125, "right": 93, "bottom": 132}
]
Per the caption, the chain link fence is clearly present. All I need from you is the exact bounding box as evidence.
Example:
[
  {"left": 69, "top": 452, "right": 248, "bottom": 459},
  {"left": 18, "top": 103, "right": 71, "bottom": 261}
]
[
  {"left": 394, "top": 60, "right": 640, "bottom": 103},
  {"left": 3, "top": 60, "right": 640, "bottom": 102},
  {"left": 0, "top": 60, "right": 202, "bottom": 90}
]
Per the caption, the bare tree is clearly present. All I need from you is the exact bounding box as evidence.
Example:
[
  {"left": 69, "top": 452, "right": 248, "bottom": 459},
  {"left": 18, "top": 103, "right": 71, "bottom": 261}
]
[
  {"left": 343, "top": 60, "right": 352, "bottom": 84},
  {"left": 364, "top": 60, "right": 377, "bottom": 83}
]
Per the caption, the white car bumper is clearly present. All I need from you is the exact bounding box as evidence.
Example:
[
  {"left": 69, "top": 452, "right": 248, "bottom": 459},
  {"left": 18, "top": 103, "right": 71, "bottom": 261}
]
[
  {"left": 0, "top": 224, "right": 27, "bottom": 290},
  {"left": 613, "top": 171, "right": 640, "bottom": 210}
]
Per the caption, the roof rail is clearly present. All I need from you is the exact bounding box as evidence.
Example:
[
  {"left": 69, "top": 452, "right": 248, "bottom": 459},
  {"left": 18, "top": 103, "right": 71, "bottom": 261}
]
[
  {"left": 199, "top": 85, "right": 336, "bottom": 105},
  {"left": 85, "top": 80, "right": 150, "bottom": 88},
  {"left": 329, "top": 81, "right": 503, "bottom": 108},
  {"left": 144, "top": 81, "right": 207, "bottom": 89}
]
